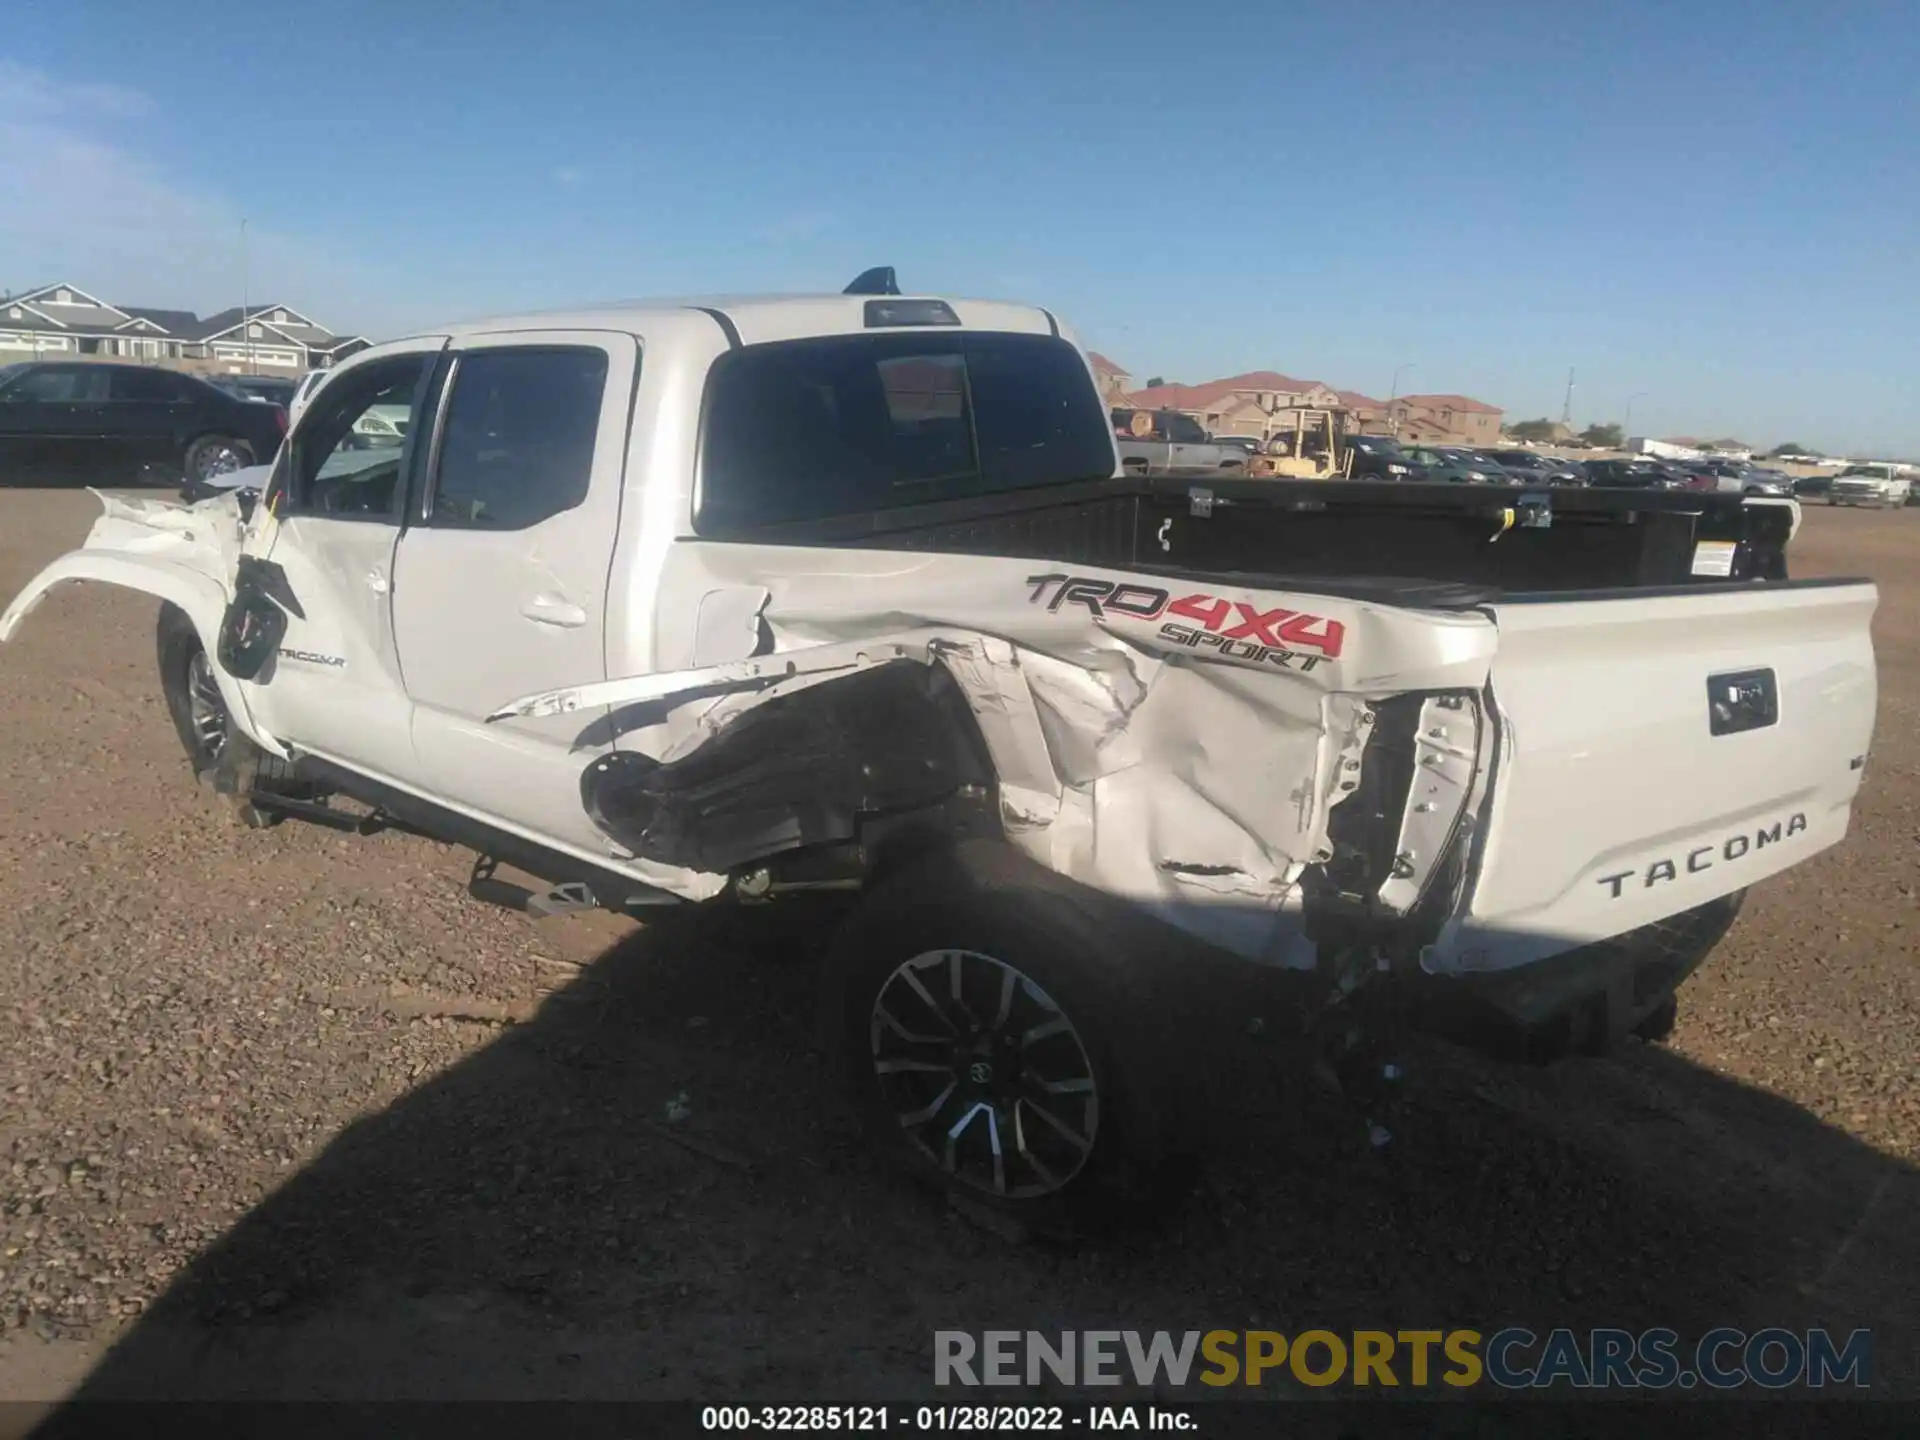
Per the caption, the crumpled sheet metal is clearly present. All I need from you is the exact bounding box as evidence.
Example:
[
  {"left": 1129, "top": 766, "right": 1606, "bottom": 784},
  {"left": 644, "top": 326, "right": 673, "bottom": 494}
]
[{"left": 498, "top": 556, "right": 1500, "bottom": 965}]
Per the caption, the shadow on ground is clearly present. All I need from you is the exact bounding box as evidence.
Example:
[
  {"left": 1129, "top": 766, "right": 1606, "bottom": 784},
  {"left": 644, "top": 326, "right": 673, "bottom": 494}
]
[{"left": 28, "top": 904, "right": 1920, "bottom": 1405}]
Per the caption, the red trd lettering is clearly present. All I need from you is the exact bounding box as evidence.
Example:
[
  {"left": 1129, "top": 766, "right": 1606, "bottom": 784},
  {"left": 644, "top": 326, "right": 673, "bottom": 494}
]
[
  {"left": 1276, "top": 613, "right": 1346, "bottom": 658},
  {"left": 1169, "top": 594, "right": 1233, "bottom": 631},
  {"left": 1222, "top": 603, "right": 1296, "bottom": 647}
]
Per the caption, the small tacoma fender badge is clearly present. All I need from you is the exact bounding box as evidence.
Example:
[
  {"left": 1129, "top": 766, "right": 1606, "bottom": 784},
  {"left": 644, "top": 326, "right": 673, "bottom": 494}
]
[
  {"left": 277, "top": 648, "right": 346, "bottom": 669},
  {"left": 1597, "top": 812, "right": 1807, "bottom": 897}
]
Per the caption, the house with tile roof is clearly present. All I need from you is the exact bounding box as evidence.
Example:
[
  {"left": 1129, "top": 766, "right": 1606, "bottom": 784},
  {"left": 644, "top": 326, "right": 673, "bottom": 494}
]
[
  {"left": 1085, "top": 352, "right": 1134, "bottom": 404},
  {"left": 0, "top": 283, "right": 369, "bottom": 375},
  {"left": 1384, "top": 393, "right": 1504, "bottom": 446},
  {"left": 1122, "top": 370, "right": 1349, "bottom": 440}
]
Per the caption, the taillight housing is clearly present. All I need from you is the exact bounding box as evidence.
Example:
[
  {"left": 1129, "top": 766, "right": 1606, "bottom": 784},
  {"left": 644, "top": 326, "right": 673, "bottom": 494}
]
[{"left": 273, "top": 405, "right": 289, "bottom": 435}]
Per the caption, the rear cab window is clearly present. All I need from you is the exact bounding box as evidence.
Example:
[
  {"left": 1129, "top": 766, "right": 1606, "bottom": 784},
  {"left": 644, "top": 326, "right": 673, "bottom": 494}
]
[{"left": 695, "top": 331, "right": 1114, "bottom": 532}]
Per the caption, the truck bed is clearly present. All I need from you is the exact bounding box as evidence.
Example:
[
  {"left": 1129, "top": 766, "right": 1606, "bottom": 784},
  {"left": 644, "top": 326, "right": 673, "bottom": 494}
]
[{"left": 708, "top": 476, "right": 1797, "bottom": 599}]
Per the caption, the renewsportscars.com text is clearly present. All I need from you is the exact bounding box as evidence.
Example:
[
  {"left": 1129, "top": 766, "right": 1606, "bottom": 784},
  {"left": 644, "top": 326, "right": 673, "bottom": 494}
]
[{"left": 934, "top": 1327, "right": 1872, "bottom": 1391}]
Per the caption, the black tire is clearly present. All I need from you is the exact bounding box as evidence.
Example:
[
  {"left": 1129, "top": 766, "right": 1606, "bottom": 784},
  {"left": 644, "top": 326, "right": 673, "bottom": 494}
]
[
  {"left": 1632, "top": 994, "right": 1679, "bottom": 1044},
  {"left": 820, "top": 841, "right": 1192, "bottom": 1229},
  {"left": 157, "top": 605, "right": 297, "bottom": 823},
  {"left": 158, "top": 604, "right": 233, "bottom": 779},
  {"left": 181, "top": 434, "right": 253, "bottom": 484}
]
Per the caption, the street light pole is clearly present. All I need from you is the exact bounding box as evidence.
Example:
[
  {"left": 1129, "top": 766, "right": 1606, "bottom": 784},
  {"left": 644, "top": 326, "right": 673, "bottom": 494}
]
[
  {"left": 1624, "top": 391, "right": 1648, "bottom": 442},
  {"left": 240, "top": 218, "right": 253, "bottom": 376},
  {"left": 1388, "top": 363, "right": 1414, "bottom": 437}
]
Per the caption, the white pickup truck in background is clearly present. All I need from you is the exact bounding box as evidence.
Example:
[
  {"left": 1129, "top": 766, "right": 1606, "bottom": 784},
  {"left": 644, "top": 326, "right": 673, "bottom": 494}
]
[
  {"left": 1827, "top": 463, "right": 1914, "bottom": 508},
  {"left": 0, "top": 271, "right": 1880, "bottom": 1222}
]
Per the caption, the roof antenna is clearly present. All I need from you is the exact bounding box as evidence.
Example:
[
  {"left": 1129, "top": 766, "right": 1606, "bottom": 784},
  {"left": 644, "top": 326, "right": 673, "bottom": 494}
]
[{"left": 843, "top": 266, "right": 900, "bottom": 296}]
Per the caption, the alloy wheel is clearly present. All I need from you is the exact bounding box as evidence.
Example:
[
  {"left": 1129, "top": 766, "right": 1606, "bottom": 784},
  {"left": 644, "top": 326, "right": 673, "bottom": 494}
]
[
  {"left": 185, "top": 650, "right": 230, "bottom": 763},
  {"left": 190, "top": 439, "right": 246, "bottom": 481},
  {"left": 869, "top": 948, "right": 1099, "bottom": 1200}
]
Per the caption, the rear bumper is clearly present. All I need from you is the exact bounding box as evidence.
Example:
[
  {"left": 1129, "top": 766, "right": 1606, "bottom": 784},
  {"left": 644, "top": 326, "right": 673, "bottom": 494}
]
[{"left": 1413, "top": 892, "right": 1745, "bottom": 1063}]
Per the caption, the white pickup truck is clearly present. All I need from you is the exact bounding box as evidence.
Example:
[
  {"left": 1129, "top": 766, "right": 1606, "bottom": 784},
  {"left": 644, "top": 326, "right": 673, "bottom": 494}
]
[
  {"left": 1, "top": 273, "right": 1880, "bottom": 1221},
  {"left": 1827, "top": 463, "right": 1914, "bottom": 508}
]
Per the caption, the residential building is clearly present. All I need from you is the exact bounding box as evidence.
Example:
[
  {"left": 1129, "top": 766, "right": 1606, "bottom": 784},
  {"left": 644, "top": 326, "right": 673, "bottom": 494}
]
[
  {"left": 1333, "top": 390, "right": 1389, "bottom": 435},
  {"left": 1384, "top": 393, "right": 1504, "bottom": 446},
  {"left": 0, "top": 283, "right": 369, "bottom": 374},
  {"left": 1086, "top": 352, "right": 1134, "bottom": 404},
  {"left": 1124, "top": 371, "right": 1347, "bottom": 439}
]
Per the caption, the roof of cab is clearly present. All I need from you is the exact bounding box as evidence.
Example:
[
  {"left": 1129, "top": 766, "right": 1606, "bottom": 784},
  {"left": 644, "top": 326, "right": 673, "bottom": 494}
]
[{"left": 433, "top": 293, "right": 1061, "bottom": 347}]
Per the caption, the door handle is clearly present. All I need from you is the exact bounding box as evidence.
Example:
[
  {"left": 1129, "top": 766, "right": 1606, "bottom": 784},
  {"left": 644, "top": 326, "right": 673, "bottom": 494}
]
[
  {"left": 520, "top": 594, "right": 586, "bottom": 628},
  {"left": 365, "top": 569, "right": 390, "bottom": 594}
]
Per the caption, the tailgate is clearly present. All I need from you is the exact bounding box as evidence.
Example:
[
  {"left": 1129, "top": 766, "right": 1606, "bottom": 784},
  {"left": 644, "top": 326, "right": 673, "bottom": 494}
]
[{"left": 1437, "top": 578, "right": 1878, "bottom": 973}]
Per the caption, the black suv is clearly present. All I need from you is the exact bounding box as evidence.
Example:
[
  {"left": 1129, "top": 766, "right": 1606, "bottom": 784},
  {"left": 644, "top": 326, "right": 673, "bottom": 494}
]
[
  {"left": 1346, "top": 433, "right": 1415, "bottom": 480},
  {"left": 0, "top": 361, "right": 287, "bottom": 486}
]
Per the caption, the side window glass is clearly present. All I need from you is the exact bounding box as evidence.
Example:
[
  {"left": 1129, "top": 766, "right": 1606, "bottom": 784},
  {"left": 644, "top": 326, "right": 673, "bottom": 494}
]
[
  {"left": 109, "top": 368, "right": 191, "bottom": 403},
  {"left": 286, "top": 355, "right": 428, "bottom": 520},
  {"left": 427, "top": 348, "right": 608, "bottom": 530},
  {"left": 6, "top": 367, "right": 109, "bottom": 403}
]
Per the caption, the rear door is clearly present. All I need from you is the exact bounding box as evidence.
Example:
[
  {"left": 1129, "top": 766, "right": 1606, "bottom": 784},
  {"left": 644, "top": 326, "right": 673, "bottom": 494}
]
[
  {"left": 1166, "top": 414, "right": 1217, "bottom": 470},
  {"left": 1435, "top": 580, "right": 1879, "bottom": 974},
  {"left": 105, "top": 366, "right": 201, "bottom": 472},
  {"left": 389, "top": 330, "right": 635, "bottom": 851}
]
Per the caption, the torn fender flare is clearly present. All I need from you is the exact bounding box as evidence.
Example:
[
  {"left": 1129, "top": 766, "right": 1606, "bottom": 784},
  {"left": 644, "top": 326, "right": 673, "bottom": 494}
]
[{"left": 1, "top": 548, "right": 288, "bottom": 759}]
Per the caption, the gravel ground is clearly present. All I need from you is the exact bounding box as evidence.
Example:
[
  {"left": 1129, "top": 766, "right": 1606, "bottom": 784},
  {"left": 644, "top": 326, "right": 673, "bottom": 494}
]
[{"left": 0, "top": 487, "right": 1916, "bottom": 1403}]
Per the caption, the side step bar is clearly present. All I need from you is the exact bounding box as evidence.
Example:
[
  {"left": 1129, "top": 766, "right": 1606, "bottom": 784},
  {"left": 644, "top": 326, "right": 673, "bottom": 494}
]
[
  {"left": 467, "top": 857, "right": 602, "bottom": 918},
  {"left": 245, "top": 791, "right": 414, "bottom": 835},
  {"left": 258, "top": 755, "right": 686, "bottom": 916}
]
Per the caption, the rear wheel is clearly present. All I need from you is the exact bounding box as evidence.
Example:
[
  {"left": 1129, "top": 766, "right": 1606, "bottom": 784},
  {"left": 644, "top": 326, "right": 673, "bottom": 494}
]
[
  {"left": 823, "top": 843, "right": 1188, "bottom": 1227},
  {"left": 182, "top": 434, "right": 253, "bottom": 484}
]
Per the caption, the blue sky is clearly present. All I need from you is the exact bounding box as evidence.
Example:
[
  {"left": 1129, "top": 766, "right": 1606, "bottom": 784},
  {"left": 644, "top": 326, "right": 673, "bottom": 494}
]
[{"left": 2, "top": 0, "right": 1915, "bottom": 453}]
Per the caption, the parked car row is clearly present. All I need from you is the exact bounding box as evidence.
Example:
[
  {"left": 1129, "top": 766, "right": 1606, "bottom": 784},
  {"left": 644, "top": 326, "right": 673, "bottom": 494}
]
[
  {"left": 0, "top": 360, "right": 288, "bottom": 488},
  {"left": 1342, "top": 437, "right": 1823, "bottom": 496}
]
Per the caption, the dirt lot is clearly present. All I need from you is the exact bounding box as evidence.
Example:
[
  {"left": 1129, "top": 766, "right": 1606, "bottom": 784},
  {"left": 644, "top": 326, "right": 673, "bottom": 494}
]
[{"left": 0, "top": 488, "right": 1916, "bottom": 1404}]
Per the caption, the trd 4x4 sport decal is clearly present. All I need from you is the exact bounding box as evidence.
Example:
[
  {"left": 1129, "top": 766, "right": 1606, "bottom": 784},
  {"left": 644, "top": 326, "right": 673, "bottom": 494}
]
[{"left": 1025, "top": 572, "right": 1344, "bottom": 672}]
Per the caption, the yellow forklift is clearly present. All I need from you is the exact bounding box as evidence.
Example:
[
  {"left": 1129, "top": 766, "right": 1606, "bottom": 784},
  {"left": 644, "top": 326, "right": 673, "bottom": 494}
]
[{"left": 1246, "top": 402, "right": 1356, "bottom": 480}]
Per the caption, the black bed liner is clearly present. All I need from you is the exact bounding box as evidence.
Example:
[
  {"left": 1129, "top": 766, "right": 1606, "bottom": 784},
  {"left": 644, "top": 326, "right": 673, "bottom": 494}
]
[{"left": 704, "top": 476, "right": 1796, "bottom": 604}]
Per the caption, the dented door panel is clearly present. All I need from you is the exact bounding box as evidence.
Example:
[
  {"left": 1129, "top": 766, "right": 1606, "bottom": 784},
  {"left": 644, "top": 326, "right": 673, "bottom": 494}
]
[{"left": 240, "top": 511, "right": 414, "bottom": 777}]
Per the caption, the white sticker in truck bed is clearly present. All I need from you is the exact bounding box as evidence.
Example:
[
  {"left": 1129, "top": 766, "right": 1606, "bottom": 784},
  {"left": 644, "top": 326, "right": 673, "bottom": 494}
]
[{"left": 1691, "top": 540, "right": 1737, "bottom": 577}]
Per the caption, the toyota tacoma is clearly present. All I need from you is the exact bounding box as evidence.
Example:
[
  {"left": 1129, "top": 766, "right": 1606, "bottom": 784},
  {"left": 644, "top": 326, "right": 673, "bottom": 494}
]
[{"left": 1, "top": 270, "right": 1880, "bottom": 1221}]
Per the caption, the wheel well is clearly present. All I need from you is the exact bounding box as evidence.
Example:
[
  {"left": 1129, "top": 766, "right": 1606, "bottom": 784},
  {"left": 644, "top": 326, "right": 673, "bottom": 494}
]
[{"left": 579, "top": 658, "right": 1002, "bottom": 881}]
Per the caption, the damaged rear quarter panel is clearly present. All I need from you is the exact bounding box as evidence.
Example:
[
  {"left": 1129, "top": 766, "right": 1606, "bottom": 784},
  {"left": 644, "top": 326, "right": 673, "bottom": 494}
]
[{"left": 505, "top": 545, "right": 1500, "bottom": 960}]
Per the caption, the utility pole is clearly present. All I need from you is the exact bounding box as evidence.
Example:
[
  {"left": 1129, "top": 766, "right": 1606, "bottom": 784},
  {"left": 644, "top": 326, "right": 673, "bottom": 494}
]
[
  {"left": 1388, "top": 363, "right": 1414, "bottom": 438},
  {"left": 240, "top": 218, "right": 254, "bottom": 376},
  {"left": 1624, "top": 392, "right": 1648, "bottom": 440},
  {"left": 1560, "top": 368, "right": 1576, "bottom": 430}
]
